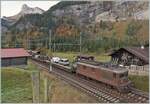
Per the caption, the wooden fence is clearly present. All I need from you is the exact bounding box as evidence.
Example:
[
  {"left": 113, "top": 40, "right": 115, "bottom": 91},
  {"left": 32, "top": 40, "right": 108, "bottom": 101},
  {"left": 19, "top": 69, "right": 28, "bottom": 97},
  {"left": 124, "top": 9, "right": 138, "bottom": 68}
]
[
  {"left": 31, "top": 71, "right": 52, "bottom": 103},
  {"left": 125, "top": 65, "right": 149, "bottom": 76}
]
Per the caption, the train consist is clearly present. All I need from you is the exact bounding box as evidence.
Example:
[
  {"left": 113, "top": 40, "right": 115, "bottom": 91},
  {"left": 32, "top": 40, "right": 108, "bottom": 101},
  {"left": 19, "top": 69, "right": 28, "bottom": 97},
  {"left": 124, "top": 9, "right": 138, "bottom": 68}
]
[{"left": 29, "top": 50, "right": 132, "bottom": 92}]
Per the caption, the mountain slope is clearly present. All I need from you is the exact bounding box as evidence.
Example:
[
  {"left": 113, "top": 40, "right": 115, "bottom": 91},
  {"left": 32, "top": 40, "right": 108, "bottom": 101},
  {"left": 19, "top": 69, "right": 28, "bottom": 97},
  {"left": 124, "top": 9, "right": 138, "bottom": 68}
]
[
  {"left": 1, "top": 4, "right": 45, "bottom": 32},
  {"left": 1, "top": 1, "right": 149, "bottom": 51},
  {"left": 4, "top": 4, "right": 44, "bottom": 21}
]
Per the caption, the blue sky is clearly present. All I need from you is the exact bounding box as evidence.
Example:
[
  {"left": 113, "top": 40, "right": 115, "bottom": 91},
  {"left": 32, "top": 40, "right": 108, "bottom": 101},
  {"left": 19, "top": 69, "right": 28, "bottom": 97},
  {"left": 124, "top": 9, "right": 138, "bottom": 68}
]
[{"left": 1, "top": 1, "right": 60, "bottom": 17}]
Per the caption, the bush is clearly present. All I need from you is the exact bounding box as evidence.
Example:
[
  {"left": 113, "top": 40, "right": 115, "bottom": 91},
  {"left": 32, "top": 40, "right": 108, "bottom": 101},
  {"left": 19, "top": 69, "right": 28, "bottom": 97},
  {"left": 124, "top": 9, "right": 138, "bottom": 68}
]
[{"left": 125, "top": 21, "right": 141, "bottom": 37}]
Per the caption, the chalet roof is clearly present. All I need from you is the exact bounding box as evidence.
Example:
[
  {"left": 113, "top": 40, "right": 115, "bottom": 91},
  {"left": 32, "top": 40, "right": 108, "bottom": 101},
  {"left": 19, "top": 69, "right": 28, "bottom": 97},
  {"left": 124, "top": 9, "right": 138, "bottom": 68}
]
[
  {"left": 109, "top": 47, "right": 149, "bottom": 64},
  {"left": 1, "top": 48, "right": 31, "bottom": 58}
]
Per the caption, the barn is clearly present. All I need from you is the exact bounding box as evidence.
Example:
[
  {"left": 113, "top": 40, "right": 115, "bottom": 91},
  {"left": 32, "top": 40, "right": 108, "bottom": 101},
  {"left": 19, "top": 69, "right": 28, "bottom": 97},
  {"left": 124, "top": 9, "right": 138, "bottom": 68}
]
[
  {"left": 1, "top": 48, "right": 31, "bottom": 67},
  {"left": 108, "top": 47, "right": 149, "bottom": 66}
]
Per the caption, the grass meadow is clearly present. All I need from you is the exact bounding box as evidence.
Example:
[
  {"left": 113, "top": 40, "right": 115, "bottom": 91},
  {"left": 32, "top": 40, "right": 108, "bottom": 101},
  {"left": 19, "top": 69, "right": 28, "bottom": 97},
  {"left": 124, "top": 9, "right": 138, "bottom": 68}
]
[
  {"left": 1, "top": 52, "right": 149, "bottom": 103},
  {"left": 1, "top": 60, "right": 98, "bottom": 103}
]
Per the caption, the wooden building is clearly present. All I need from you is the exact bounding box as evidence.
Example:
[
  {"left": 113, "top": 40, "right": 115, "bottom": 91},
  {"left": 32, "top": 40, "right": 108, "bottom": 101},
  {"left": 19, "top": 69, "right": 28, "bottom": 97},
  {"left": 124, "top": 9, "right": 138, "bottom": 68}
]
[
  {"left": 108, "top": 47, "right": 149, "bottom": 66},
  {"left": 1, "top": 48, "right": 31, "bottom": 67}
]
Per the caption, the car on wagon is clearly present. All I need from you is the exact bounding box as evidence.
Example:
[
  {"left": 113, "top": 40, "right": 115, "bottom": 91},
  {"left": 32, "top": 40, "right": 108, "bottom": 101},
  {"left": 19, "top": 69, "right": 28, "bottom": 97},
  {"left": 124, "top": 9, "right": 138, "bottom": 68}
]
[
  {"left": 51, "top": 57, "right": 61, "bottom": 63},
  {"left": 58, "top": 58, "right": 69, "bottom": 66}
]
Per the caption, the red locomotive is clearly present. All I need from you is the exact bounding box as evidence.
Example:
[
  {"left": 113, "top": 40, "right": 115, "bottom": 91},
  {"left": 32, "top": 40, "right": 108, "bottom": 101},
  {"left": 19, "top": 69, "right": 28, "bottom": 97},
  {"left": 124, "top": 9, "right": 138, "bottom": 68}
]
[{"left": 75, "top": 60, "right": 132, "bottom": 92}]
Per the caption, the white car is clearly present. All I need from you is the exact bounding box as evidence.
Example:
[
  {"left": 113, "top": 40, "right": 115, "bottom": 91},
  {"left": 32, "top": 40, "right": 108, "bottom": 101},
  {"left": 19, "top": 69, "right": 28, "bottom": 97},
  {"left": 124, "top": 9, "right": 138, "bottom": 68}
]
[
  {"left": 58, "top": 58, "right": 69, "bottom": 66},
  {"left": 51, "top": 57, "right": 60, "bottom": 63},
  {"left": 34, "top": 55, "right": 40, "bottom": 59}
]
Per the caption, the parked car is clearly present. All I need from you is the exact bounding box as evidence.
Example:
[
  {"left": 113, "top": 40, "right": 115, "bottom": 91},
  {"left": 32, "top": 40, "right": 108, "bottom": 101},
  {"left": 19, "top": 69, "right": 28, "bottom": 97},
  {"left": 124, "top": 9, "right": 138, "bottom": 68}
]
[
  {"left": 58, "top": 58, "right": 69, "bottom": 66},
  {"left": 51, "top": 57, "right": 60, "bottom": 63},
  {"left": 34, "top": 55, "right": 40, "bottom": 59}
]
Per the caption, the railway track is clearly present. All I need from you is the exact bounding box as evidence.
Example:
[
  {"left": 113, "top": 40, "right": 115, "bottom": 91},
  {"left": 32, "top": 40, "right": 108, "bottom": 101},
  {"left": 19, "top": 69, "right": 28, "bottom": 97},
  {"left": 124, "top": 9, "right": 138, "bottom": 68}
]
[
  {"left": 32, "top": 59, "right": 115, "bottom": 102},
  {"left": 31, "top": 59, "right": 149, "bottom": 103}
]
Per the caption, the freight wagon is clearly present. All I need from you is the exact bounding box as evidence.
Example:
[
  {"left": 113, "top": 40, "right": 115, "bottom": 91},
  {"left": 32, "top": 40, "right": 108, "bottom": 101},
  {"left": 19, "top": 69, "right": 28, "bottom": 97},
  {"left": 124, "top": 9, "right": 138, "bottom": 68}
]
[{"left": 52, "top": 62, "right": 75, "bottom": 73}]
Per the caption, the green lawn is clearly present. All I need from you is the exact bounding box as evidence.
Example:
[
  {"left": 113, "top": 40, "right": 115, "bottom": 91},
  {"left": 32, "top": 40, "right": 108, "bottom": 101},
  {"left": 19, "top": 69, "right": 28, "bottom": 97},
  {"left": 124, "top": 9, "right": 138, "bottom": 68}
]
[
  {"left": 1, "top": 61, "right": 98, "bottom": 103},
  {"left": 1, "top": 68, "right": 33, "bottom": 103},
  {"left": 129, "top": 75, "right": 149, "bottom": 92},
  {"left": 52, "top": 52, "right": 111, "bottom": 62},
  {"left": 1, "top": 62, "right": 44, "bottom": 103}
]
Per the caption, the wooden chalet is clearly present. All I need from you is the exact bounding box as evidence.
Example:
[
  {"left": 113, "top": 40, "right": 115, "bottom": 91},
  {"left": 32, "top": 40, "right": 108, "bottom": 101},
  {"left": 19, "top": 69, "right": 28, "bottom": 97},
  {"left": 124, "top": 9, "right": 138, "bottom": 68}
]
[{"left": 108, "top": 47, "right": 149, "bottom": 66}]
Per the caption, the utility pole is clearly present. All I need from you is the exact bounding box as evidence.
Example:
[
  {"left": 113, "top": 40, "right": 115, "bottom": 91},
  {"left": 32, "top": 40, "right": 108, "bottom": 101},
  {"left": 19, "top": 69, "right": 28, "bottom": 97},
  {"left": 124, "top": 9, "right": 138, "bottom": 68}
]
[
  {"left": 26, "top": 31, "right": 30, "bottom": 50},
  {"left": 79, "top": 32, "right": 82, "bottom": 55},
  {"left": 26, "top": 32, "right": 28, "bottom": 49},
  {"left": 29, "top": 36, "right": 30, "bottom": 50},
  {"left": 49, "top": 30, "right": 52, "bottom": 50},
  {"left": 49, "top": 29, "right": 52, "bottom": 72},
  {"left": 54, "top": 34, "right": 56, "bottom": 53}
]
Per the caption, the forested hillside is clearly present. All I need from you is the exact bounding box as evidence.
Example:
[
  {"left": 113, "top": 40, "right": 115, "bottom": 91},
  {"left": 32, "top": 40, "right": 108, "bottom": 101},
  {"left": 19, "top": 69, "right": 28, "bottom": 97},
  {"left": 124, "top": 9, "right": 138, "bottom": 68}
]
[{"left": 1, "top": 1, "right": 149, "bottom": 53}]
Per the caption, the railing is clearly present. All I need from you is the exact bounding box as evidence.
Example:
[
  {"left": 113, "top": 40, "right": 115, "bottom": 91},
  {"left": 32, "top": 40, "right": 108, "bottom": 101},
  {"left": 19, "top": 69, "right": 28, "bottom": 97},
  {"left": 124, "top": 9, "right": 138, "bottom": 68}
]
[{"left": 125, "top": 65, "right": 149, "bottom": 76}]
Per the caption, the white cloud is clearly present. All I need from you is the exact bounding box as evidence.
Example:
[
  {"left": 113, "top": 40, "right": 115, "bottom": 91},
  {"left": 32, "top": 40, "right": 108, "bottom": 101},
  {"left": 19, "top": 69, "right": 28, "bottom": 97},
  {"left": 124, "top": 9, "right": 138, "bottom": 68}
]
[{"left": 1, "top": 1, "right": 60, "bottom": 17}]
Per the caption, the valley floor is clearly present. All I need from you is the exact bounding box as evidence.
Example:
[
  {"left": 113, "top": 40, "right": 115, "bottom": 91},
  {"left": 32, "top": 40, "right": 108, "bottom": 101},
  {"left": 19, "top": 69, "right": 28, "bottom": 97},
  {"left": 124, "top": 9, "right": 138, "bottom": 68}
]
[{"left": 1, "top": 52, "right": 149, "bottom": 102}]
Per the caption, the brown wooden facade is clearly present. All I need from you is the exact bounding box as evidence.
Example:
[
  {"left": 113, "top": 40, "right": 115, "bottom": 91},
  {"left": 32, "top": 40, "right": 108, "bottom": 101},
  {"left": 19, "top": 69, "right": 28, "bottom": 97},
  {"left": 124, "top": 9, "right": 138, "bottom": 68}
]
[{"left": 109, "top": 47, "right": 149, "bottom": 66}]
